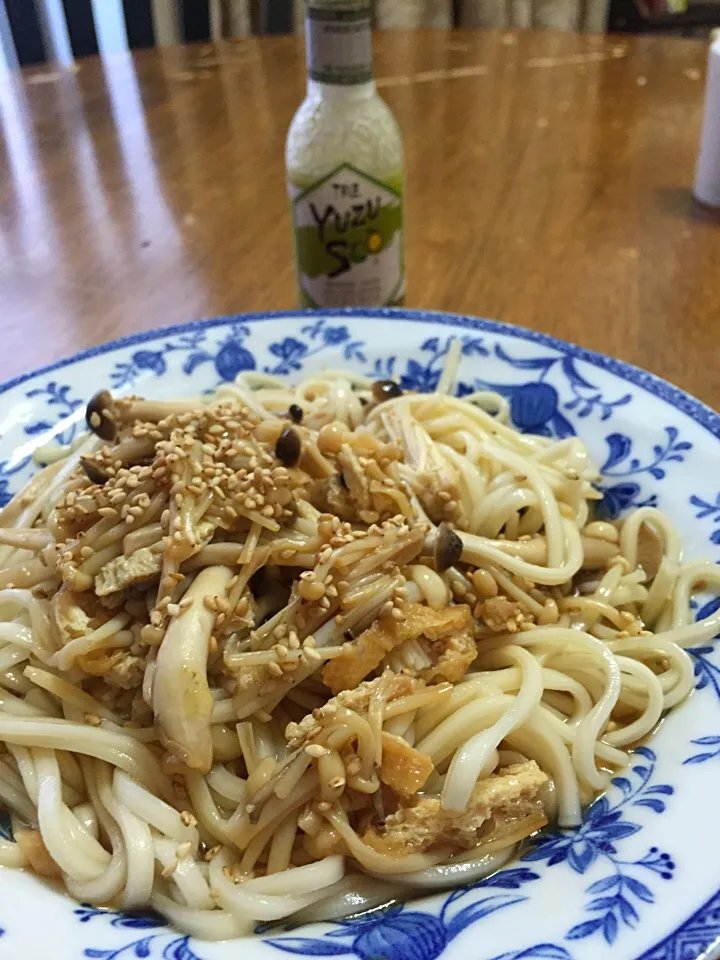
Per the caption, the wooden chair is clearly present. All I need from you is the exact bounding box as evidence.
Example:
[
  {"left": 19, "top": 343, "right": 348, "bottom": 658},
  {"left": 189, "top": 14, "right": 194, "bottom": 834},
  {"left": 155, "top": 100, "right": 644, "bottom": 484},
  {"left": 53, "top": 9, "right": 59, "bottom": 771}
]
[{"left": 0, "top": 0, "right": 609, "bottom": 70}]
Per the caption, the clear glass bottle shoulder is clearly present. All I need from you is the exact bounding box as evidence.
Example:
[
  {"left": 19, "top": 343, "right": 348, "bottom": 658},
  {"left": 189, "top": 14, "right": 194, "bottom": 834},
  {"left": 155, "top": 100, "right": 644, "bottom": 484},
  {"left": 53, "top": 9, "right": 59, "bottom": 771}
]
[{"left": 286, "top": 81, "right": 403, "bottom": 189}]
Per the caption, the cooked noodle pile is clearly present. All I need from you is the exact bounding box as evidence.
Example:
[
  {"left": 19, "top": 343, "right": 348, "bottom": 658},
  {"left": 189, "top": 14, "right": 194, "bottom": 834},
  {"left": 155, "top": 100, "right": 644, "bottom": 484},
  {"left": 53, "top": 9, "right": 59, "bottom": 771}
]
[{"left": 0, "top": 346, "right": 716, "bottom": 939}]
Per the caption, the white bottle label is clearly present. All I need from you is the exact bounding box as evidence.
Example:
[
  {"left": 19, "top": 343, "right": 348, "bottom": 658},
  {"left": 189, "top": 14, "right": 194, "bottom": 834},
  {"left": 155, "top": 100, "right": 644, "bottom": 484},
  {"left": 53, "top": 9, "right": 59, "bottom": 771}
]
[
  {"left": 290, "top": 164, "right": 404, "bottom": 308},
  {"left": 306, "top": 5, "right": 372, "bottom": 86}
]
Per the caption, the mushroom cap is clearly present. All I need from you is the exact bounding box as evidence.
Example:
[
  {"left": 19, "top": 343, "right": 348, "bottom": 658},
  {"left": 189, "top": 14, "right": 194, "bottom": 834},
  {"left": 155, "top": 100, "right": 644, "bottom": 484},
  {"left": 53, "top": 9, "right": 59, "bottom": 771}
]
[
  {"left": 275, "top": 426, "right": 302, "bottom": 467},
  {"left": 434, "top": 521, "right": 463, "bottom": 573},
  {"left": 371, "top": 380, "right": 404, "bottom": 404},
  {"left": 80, "top": 456, "right": 111, "bottom": 486},
  {"left": 85, "top": 390, "right": 117, "bottom": 442}
]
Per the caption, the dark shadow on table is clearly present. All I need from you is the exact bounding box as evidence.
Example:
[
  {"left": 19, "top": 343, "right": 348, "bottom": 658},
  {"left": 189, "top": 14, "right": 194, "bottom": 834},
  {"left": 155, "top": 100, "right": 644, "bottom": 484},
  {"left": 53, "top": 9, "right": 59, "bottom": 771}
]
[{"left": 655, "top": 186, "right": 720, "bottom": 223}]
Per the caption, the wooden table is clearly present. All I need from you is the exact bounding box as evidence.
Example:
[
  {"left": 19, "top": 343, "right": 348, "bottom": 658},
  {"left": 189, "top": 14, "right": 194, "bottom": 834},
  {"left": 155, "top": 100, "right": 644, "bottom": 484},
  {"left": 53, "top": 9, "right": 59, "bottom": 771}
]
[{"left": 0, "top": 29, "right": 718, "bottom": 406}]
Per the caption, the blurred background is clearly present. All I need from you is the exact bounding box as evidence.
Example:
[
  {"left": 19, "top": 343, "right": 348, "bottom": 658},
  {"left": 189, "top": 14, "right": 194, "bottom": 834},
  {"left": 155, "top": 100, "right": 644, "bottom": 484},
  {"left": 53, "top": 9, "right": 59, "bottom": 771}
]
[
  {"left": 2, "top": 0, "right": 719, "bottom": 72},
  {"left": 1, "top": 0, "right": 717, "bottom": 396}
]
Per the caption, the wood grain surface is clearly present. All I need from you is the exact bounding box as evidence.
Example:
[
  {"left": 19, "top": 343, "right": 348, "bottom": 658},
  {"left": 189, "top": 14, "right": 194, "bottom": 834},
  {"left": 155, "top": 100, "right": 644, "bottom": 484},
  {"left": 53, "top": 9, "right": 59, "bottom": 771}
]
[{"left": 0, "top": 30, "right": 718, "bottom": 406}]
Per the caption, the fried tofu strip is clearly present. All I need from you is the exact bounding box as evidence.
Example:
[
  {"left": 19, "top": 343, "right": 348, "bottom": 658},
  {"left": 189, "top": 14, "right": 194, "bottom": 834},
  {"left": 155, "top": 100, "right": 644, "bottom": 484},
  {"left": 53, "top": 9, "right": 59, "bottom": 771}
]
[
  {"left": 380, "top": 732, "right": 434, "bottom": 798},
  {"left": 363, "top": 760, "right": 547, "bottom": 857},
  {"left": 323, "top": 603, "right": 475, "bottom": 693}
]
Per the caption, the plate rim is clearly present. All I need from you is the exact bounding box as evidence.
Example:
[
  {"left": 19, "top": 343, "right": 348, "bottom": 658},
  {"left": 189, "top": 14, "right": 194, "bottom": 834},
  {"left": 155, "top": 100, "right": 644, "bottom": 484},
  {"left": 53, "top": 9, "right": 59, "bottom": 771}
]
[
  {"left": 3, "top": 307, "right": 719, "bottom": 444},
  {"left": 2, "top": 306, "right": 719, "bottom": 960}
]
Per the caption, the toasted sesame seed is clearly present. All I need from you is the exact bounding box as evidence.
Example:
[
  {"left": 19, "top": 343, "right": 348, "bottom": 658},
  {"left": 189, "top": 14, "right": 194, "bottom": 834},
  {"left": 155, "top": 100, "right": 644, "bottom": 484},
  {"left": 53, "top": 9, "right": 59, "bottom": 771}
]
[{"left": 299, "top": 580, "right": 326, "bottom": 602}]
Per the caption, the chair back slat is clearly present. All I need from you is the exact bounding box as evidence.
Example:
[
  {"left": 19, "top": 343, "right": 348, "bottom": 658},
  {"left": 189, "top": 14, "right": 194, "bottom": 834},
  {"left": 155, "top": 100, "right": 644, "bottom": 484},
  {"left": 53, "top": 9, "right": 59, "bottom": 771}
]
[
  {"left": 209, "top": 0, "right": 223, "bottom": 39},
  {"left": 150, "top": 0, "right": 181, "bottom": 46},
  {"left": 228, "top": 1, "right": 252, "bottom": 36},
  {"left": 458, "top": 0, "right": 608, "bottom": 28},
  {"left": 0, "top": 1, "right": 18, "bottom": 70},
  {"left": 375, "top": 0, "right": 453, "bottom": 28},
  {"left": 293, "top": 0, "right": 305, "bottom": 32},
  {"left": 582, "top": 0, "right": 610, "bottom": 31},
  {"left": 33, "top": 0, "right": 73, "bottom": 66},
  {"left": 1, "top": 0, "right": 616, "bottom": 70},
  {"left": 90, "top": 0, "right": 129, "bottom": 54}
]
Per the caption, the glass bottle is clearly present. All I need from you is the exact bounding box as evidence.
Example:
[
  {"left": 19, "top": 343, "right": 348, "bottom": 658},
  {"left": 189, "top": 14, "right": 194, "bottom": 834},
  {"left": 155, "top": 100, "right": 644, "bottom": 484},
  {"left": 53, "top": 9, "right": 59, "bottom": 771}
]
[{"left": 285, "top": 0, "right": 405, "bottom": 308}]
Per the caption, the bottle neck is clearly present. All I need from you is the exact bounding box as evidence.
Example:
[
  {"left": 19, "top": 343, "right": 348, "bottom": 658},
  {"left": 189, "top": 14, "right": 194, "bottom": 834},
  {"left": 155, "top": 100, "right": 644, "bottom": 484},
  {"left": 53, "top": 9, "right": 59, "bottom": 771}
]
[
  {"left": 306, "top": 78, "right": 376, "bottom": 99},
  {"left": 305, "top": 2, "right": 373, "bottom": 89}
]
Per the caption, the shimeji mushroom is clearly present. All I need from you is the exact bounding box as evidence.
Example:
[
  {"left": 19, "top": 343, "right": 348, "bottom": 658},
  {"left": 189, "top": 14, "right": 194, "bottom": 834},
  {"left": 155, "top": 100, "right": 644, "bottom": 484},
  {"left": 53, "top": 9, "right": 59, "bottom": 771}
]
[
  {"left": 460, "top": 532, "right": 619, "bottom": 570},
  {"left": 85, "top": 390, "right": 206, "bottom": 442},
  {"left": 432, "top": 522, "right": 463, "bottom": 573},
  {"left": 153, "top": 565, "right": 234, "bottom": 773}
]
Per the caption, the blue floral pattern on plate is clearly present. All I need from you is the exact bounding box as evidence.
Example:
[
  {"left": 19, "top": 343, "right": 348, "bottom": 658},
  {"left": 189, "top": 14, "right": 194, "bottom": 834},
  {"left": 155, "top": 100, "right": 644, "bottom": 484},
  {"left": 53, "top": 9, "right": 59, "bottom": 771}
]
[
  {"left": 76, "top": 908, "right": 198, "bottom": 960},
  {"left": 690, "top": 493, "right": 720, "bottom": 546},
  {"left": 370, "top": 334, "right": 487, "bottom": 394},
  {"left": 266, "top": 869, "right": 540, "bottom": 960},
  {"left": 524, "top": 748, "right": 674, "bottom": 946},
  {"left": 469, "top": 344, "right": 631, "bottom": 439},
  {"left": 0, "top": 380, "right": 84, "bottom": 507},
  {"left": 595, "top": 427, "right": 692, "bottom": 519},
  {"left": 0, "top": 309, "right": 719, "bottom": 960}
]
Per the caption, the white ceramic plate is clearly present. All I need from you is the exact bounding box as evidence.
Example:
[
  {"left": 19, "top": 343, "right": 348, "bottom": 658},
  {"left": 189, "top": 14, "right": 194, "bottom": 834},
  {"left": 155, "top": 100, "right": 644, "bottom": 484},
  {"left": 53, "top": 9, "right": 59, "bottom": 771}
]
[{"left": 0, "top": 309, "right": 719, "bottom": 960}]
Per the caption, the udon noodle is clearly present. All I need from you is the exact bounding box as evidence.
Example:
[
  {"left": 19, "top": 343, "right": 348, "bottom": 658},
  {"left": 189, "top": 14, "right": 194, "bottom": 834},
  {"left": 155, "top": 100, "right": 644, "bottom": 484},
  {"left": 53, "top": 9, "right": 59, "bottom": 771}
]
[{"left": 0, "top": 345, "right": 715, "bottom": 939}]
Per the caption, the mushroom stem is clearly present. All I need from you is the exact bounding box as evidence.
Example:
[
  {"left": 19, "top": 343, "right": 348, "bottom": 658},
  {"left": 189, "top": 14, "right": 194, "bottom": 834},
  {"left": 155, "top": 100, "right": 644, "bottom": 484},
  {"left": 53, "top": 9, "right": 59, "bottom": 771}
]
[
  {"left": 243, "top": 747, "right": 306, "bottom": 823},
  {"left": 153, "top": 565, "right": 234, "bottom": 773},
  {"left": 0, "top": 528, "right": 54, "bottom": 551},
  {"left": 123, "top": 522, "right": 164, "bottom": 557},
  {"left": 98, "top": 437, "right": 156, "bottom": 468},
  {"left": 467, "top": 535, "right": 619, "bottom": 570},
  {"left": 181, "top": 543, "right": 247, "bottom": 571},
  {"left": 119, "top": 398, "right": 206, "bottom": 424}
]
